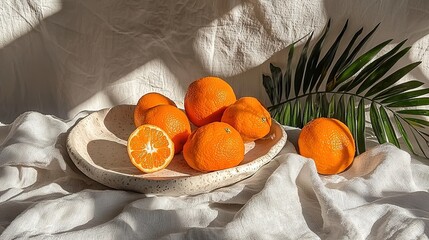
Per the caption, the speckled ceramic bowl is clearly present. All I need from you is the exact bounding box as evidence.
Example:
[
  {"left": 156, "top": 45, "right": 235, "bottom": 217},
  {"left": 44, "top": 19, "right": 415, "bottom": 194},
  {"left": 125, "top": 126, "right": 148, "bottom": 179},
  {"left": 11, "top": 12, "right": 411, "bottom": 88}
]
[{"left": 66, "top": 105, "right": 287, "bottom": 196}]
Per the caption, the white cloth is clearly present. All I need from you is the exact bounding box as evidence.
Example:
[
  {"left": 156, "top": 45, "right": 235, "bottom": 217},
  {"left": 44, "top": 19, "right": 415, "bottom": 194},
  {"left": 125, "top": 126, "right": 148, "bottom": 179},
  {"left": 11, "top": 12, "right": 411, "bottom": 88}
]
[
  {"left": 1, "top": 112, "right": 429, "bottom": 239},
  {"left": 1, "top": 0, "right": 429, "bottom": 239}
]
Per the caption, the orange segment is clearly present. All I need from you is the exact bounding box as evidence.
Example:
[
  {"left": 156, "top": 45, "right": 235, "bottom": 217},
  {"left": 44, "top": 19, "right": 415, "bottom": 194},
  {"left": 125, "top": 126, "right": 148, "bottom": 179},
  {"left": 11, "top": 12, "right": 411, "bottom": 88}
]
[{"left": 127, "top": 124, "right": 175, "bottom": 173}]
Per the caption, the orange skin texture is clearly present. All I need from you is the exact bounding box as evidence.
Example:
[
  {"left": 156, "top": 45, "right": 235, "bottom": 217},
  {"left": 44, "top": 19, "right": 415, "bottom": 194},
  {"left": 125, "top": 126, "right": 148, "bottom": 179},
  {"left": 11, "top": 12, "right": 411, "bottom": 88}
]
[
  {"left": 221, "top": 97, "right": 272, "bottom": 142},
  {"left": 139, "top": 105, "right": 191, "bottom": 154},
  {"left": 183, "top": 122, "right": 245, "bottom": 172},
  {"left": 298, "top": 118, "right": 355, "bottom": 175},
  {"left": 127, "top": 124, "right": 175, "bottom": 173},
  {"left": 184, "top": 76, "right": 237, "bottom": 127},
  {"left": 134, "top": 92, "right": 177, "bottom": 127}
]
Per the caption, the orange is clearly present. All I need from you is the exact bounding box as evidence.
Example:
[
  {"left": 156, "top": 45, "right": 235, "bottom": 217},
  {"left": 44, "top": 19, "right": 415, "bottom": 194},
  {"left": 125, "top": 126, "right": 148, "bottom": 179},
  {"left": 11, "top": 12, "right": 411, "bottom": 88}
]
[
  {"left": 298, "top": 118, "right": 355, "bottom": 175},
  {"left": 134, "top": 92, "right": 177, "bottom": 127},
  {"left": 183, "top": 122, "right": 245, "bottom": 172},
  {"left": 221, "top": 97, "right": 272, "bottom": 142},
  {"left": 184, "top": 76, "right": 237, "bottom": 127},
  {"left": 138, "top": 105, "right": 191, "bottom": 154},
  {"left": 127, "top": 124, "right": 175, "bottom": 173}
]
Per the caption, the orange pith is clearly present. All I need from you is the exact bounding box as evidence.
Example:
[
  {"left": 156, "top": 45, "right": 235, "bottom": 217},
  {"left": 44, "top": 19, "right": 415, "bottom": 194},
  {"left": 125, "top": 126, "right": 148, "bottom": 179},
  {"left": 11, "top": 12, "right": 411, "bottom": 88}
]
[
  {"left": 298, "top": 118, "right": 355, "bottom": 175},
  {"left": 134, "top": 92, "right": 177, "bottom": 127},
  {"left": 127, "top": 124, "right": 175, "bottom": 173},
  {"left": 184, "top": 76, "right": 237, "bottom": 127},
  {"left": 221, "top": 97, "right": 272, "bottom": 142}
]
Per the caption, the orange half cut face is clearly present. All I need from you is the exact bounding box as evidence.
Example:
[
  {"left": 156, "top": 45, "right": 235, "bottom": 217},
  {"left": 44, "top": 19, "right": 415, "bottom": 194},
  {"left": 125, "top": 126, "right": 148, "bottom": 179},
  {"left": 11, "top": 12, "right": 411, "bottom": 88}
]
[{"left": 127, "top": 124, "right": 175, "bottom": 173}]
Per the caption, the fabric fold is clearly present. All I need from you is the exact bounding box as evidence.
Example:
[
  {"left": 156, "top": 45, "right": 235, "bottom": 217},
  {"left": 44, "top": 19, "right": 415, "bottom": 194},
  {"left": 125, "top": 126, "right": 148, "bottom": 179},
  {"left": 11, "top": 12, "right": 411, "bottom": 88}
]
[{"left": 1, "top": 111, "right": 428, "bottom": 239}]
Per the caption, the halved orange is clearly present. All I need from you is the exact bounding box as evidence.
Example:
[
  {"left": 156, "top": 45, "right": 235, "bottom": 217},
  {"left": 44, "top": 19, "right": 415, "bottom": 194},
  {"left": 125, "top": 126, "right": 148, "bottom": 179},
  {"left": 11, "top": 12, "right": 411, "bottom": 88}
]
[{"left": 127, "top": 124, "right": 175, "bottom": 173}]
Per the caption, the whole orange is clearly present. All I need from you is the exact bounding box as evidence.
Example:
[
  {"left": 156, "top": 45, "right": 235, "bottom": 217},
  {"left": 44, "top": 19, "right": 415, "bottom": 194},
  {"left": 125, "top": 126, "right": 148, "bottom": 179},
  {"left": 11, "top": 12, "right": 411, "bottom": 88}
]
[
  {"left": 184, "top": 76, "right": 237, "bottom": 127},
  {"left": 183, "top": 122, "right": 245, "bottom": 172},
  {"left": 221, "top": 97, "right": 272, "bottom": 142},
  {"left": 134, "top": 92, "right": 177, "bottom": 127},
  {"left": 298, "top": 118, "right": 355, "bottom": 175},
  {"left": 139, "top": 105, "right": 191, "bottom": 154}
]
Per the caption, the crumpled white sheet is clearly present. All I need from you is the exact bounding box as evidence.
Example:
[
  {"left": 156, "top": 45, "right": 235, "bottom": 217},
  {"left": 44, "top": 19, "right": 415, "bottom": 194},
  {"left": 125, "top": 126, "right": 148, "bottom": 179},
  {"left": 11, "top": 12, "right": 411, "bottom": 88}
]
[{"left": 1, "top": 112, "right": 429, "bottom": 239}]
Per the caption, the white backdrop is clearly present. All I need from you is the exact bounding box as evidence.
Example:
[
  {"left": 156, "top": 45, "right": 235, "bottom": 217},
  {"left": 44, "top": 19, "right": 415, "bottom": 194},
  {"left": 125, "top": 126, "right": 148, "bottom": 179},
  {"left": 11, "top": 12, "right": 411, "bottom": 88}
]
[{"left": 1, "top": 0, "right": 429, "bottom": 123}]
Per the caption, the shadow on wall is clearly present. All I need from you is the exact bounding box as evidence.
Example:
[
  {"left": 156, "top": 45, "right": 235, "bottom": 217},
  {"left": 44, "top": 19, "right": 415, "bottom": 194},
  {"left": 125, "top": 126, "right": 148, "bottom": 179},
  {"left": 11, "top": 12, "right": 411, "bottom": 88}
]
[
  {"left": 323, "top": 0, "right": 429, "bottom": 81},
  {"left": 0, "top": 0, "right": 239, "bottom": 123},
  {"left": 226, "top": 0, "right": 429, "bottom": 111},
  {"left": 1, "top": 0, "right": 429, "bottom": 123}
]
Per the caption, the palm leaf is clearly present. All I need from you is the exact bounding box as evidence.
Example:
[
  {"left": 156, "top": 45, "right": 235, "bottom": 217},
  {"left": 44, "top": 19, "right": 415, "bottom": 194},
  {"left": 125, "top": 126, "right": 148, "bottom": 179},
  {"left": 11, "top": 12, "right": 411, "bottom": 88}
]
[
  {"left": 313, "top": 20, "right": 349, "bottom": 91},
  {"left": 356, "top": 47, "right": 411, "bottom": 94},
  {"left": 295, "top": 33, "right": 313, "bottom": 96},
  {"left": 281, "top": 102, "right": 292, "bottom": 126},
  {"left": 397, "top": 109, "right": 429, "bottom": 115},
  {"left": 303, "top": 19, "right": 331, "bottom": 94},
  {"left": 405, "top": 118, "right": 429, "bottom": 128},
  {"left": 328, "top": 95, "right": 336, "bottom": 118},
  {"left": 374, "top": 80, "right": 424, "bottom": 100},
  {"left": 356, "top": 99, "right": 366, "bottom": 154},
  {"left": 339, "top": 39, "right": 407, "bottom": 92},
  {"left": 388, "top": 98, "right": 429, "bottom": 108},
  {"left": 343, "top": 23, "right": 380, "bottom": 70},
  {"left": 285, "top": 44, "right": 294, "bottom": 99},
  {"left": 346, "top": 95, "right": 357, "bottom": 144},
  {"left": 336, "top": 95, "right": 346, "bottom": 123},
  {"left": 332, "top": 23, "right": 382, "bottom": 90},
  {"left": 291, "top": 100, "right": 302, "bottom": 127},
  {"left": 262, "top": 74, "right": 275, "bottom": 105},
  {"left": 263, "top": 20, "right": 429, "bottom": 158},
  {"left": 381, "top": 89, "right": 429, "bottom": 104},
  {"left": 394, "top": 115, "right": 415, "bottom": 155},
  {"left": 327, "top": 39, "right": 392, "bottom": 91},
  {"left": 327, "top": 27, "right": 363, "bottom": 82},
  {"left": 412, "top": 130, "right": 429, "bottom": 158},
  {"left": 320, "top": 94, "right": 330, "bottom": 117},
  {"left": 366, "top": 62, "right": 421, "bottom": 97},
  {"left": 303, "top": 95, "right": 314, "bottom": 125},
  {"left": 269, "top": 63, "right": 283, "bottom": 104},
  {"left": 370, "top": 103, "right": 387, "bottom": 144},
  {"left": 379, "top": 106, "right": 400, "bottom": 147}
]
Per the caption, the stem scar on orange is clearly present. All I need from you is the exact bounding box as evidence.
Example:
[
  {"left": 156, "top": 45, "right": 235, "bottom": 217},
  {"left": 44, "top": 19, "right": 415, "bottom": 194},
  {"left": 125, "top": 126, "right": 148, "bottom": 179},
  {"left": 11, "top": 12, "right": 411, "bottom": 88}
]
[
  {"left": 221, "top": 97, "right": 272, "bottom": 142},
  {"left": 127, "top": 124, "right": 175, "bottom": 173},
  {"left": 298, "top": 118, "right": 355, "bottom": 175},
  {"left": 183, "top": 122, "right": 245, "bottom": 172},
  {"left": 184, "top": 76, "right": 237, "bottom": 127},
  {"left": 134, "top": 92, "right": 177, "bottom": 128}
]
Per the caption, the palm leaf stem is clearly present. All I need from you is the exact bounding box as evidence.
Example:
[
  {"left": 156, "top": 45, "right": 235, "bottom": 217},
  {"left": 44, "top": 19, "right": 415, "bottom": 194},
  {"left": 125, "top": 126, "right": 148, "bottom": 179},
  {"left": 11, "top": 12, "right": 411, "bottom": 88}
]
[
  {"left": 268, "top": 91, "right": 375, "bottom": 111},
  {"left": 396, "top": 113, "right": 429, "bottom": 142}
]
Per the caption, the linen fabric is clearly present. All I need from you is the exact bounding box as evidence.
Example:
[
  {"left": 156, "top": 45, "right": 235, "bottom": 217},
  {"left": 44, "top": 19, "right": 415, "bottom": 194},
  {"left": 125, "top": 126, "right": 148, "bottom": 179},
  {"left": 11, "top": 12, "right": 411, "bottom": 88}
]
[{"left": 0, "top": 112, "right": 428, "bottom": 239}]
